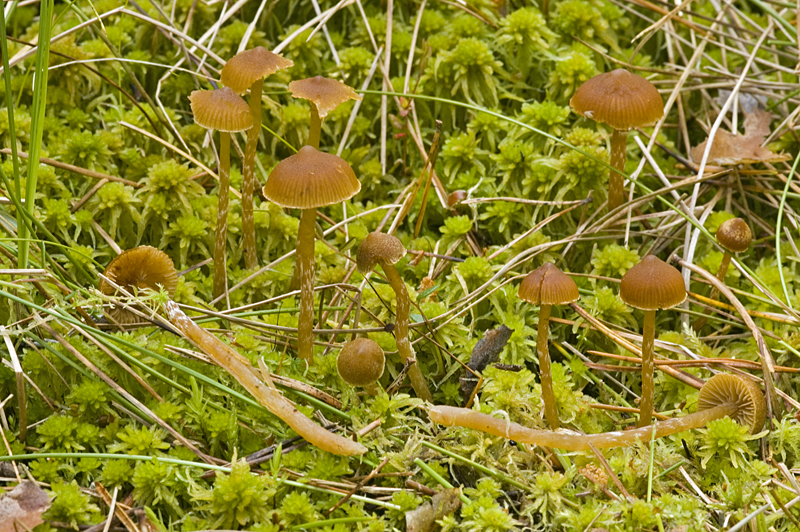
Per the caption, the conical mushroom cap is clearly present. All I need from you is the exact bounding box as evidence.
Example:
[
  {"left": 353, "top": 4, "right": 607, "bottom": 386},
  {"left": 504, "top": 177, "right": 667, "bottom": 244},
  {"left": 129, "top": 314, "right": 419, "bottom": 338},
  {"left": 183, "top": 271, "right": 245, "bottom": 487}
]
[
  {"left": 716, "top": 218, "right": 752, "bottom": 253},
  {"left": 519, "top": 262, "right": 579, "bottom": 306},
  {"left": 698, "top": 374, "right": 766, "bottom": 434},
  {"left": 619, "top": 255, "right": 686, "bottom": 311},
  {"left": 570, "top": 69, "right": 663, "bottom": 131},
  {"left": 356, "top": 232, "right": 406, "bottom": 274},
  {"left": 99, "top": 246, "right": 178, "bottom": 324},
  {"left": 263, "top": 146, "right": 360, "bottom": 209},
  {"left": 221, "top": 47, "right": 294, "bottom": 94},
  {"left": 337, "top": 338, "right": 385, "bottom": 387},
  {"left": 189, "top": 87, "right": 253, "bottom": 132},
  {"left": 288, "top": 76, "right": 361, "bottom": 118}
]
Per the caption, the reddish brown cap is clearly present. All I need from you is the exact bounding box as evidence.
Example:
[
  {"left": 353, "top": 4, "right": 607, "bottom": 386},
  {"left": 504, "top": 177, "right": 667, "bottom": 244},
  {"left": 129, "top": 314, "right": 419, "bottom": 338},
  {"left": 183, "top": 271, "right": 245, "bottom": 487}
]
[
  {"left": 698, "top": 374, "right": 765, "bottom": 434},
  {"left": 288, "top": 76, "right": 361, "bottom": 118},
  {"left": 570, "top": 69, "right": 663, "bottom": 131},
  {"left": 337, "top": 338, "right": 385, "bottom": 387},
  {"left": 356, "top": 232, "right": 406, "bottom": 274},
  {"left": 519, "top": 262, "right": 579, "bottom": 306},
  {"left": 189, "top": 87, "right": 253, "bottom": 132},
  {"left": 263, "top": 146, "right": 360, "bottom": 209},
  {"left": 716, "top": 218, "right": 752, "bottom": 253},
  {"left": 221, "top": 47, "right": 293, "bottom": 94},
  {"left": 619, "top": 255, "right": 686, "bottom": 311},
  {"left": 448, "top": 190, "right": 467, "bottom": 208}
]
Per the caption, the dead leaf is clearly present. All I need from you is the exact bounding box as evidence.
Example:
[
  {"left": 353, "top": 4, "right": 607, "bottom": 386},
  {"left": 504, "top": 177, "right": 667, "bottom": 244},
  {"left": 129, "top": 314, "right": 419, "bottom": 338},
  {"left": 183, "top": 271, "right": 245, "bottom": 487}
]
[
  {"left": 460, "top": 325, "right": 514, "bottom": 401},
  {"left": 690, "top": 108, "right": 790, "bottom": 165},
  {"left": 0, "top": 481, "right": 51, "bottom": 532},
  {"left": 406, "top": 488, "right": 462, "bottom": 532}
]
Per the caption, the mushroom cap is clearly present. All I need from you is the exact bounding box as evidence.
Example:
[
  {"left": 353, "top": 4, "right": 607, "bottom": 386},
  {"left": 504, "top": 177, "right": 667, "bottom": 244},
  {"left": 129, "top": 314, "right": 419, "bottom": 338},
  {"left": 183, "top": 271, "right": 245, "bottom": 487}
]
[
  {"left": 356, "top": 232, "right": 406, "bottom": 274},
  {"left": 619, "top": 255, "right": 686, "bottom": 311},
  {"left": 570, "top": 69, "right": 664, "bottom": 131},
  {"left": 337, "top": 338, "right": 385, "bottom": 387},
  {"left": 698, "top": 374, "right": 766, "bottom": 434},
  {"left": 288, "top": 76, "right": 361, "bottom": 118},
  {"left": 189, "top": 87, "right": 253, "bottom": 132},
  {"left": 519, "top": 262, "right": 579, "bottom": 306},
  {"left": 99, "top": 246, "right": 178, "bottom": 324},
  {"left": 263, "top": 146, "right": 360, "bottom": 209},
  {"left": 220, "top": 47, "right": 294, "bottom": 94},
  {"left": 716, "top": 217, "right": 752, "bottom": 253}
]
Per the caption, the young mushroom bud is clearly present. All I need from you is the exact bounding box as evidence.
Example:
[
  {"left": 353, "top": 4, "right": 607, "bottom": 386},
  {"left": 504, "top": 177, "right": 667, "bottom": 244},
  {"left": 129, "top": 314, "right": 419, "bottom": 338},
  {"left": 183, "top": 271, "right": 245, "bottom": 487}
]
[
  {"left": 619, "top": 255, "right": 686, "bottom": 427},
  {"left": 519, "top": 262, "right": 579, "bottom": 429},
  {"left": 356, "top": 232, "right": 433, "bottom": 402},
  {"left": 337, "top": 338, "right": 385, "bottom": 396},
  {"left": 288, "top": 76, "right": 361, "bottom": 149},
  {"left": 570, "top": 69, "right": 663, "bottom": 212}
]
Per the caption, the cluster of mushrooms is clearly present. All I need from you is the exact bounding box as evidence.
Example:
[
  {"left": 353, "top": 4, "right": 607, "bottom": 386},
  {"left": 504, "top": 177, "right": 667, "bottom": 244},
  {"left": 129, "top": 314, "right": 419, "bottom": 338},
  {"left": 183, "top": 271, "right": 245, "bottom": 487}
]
[{"left": 97, "top": 50, "right": 766, "bottom": 457}]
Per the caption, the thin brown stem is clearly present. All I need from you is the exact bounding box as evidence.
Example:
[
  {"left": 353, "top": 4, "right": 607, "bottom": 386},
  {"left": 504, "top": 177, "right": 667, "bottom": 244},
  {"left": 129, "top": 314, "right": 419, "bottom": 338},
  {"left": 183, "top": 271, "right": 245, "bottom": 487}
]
[
  {"left": 308, "top": 102, "right": 321, "bottom": 149},
  {"left": 638, "top": 309, "right": 656, "bottom": 428},
  {"left": 693, "top": 251, "right": 732, "bottom": 331},
  {"left": 242, "top": 78, "right": 263, "bottom": 270},
  {"left": 213, "top": 131, "right": 230, "bottom": 309},
  {"left": 296, "top": 208, "right": 317, "bottom": 364},
  {"left": 537, "top": 304, "right": 560, "bottom": 429},
  {"left": 609, "top": 128, "right": 628, "bottom": 211}
]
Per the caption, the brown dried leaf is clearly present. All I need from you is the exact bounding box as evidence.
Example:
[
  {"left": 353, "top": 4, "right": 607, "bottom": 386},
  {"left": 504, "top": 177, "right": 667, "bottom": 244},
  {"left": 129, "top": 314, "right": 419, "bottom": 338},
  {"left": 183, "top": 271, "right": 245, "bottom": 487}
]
[
  {"left": 690, "top": 108, "right": 789, "bottom": 165},
  {"left": 0, "top": 481, "right": 50, "bottom": 532},
  {"left": 405, "top": 488, "right": 462, "bottom": 532},
  {"left": 459, "top": 325, "right": 514, "bottom": 401}
]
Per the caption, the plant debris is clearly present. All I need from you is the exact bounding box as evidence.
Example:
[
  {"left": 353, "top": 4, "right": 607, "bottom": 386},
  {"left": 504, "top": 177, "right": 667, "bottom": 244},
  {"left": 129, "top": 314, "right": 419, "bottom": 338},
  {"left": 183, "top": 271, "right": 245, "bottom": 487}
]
[
  {"left": 690, "top": 108, "right": 790, "bottom": 165},
  {"left": 405, "top": 488, "right": 462, "bottom": 532},
  {"left": 0, "top": 481, "right": 50, "bottom": 532}
]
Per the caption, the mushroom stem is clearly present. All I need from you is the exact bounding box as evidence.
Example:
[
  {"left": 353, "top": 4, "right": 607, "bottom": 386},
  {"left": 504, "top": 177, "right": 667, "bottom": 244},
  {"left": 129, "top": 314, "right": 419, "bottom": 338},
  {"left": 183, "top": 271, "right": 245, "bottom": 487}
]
[
  {"left": 380, "top": 260, "right": 433, "bottom": 402},
  {"left": 296, "top": 207, "right": 317, "bottom": 364},
  {"left": 609, "top": 128, "right": 627, "bottom": 212},
  {"left": 308, "top": 102, "right": 321, "bottom": 149},
  {"left": 694, "top": 251, "right": 732, "bottom": 331},
  {"left": 365, "top": 382, "right": 380, "bottom": 396},
  {"left": 638, "top": 309, "right": 656, "bottom": 427},
  {"left": 212, "top": 131, "right": 231, "bottom": 309},
  {"left": 537, "top": 304, "right": 560, "bottom": 429},
  {"left": 242, "top": 78, "right": 264, "bottom": 271},
  {"left": 429, "top": 402, "right": 737, "bottom": 451}
]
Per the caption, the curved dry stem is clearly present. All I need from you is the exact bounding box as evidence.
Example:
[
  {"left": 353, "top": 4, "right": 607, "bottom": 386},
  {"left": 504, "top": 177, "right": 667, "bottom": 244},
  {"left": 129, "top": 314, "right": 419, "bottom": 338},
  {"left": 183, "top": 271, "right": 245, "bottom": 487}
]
[
  {"left": 537, "top": 304, "right": 560, "bottom": 429},
  {"left": 609, "top": 128, "right": 627, "bottom": 212},
  {"left": 308, "top": 102, "right": 321, "bottom": 149},
  {"left": 212, "top": 131, "right": 230, "bottom": 309},
  {"left": 297, "top": 207, "right": 317, "bottom": 364},
  {"left": 693, "top": 251, "right": 733, "bottom": 331},
  {"left": 638, "top": 309, "right": 656, "bottom": 427},
  {"left": 242, "top": 78, "right": 264, "bottom": 270}
]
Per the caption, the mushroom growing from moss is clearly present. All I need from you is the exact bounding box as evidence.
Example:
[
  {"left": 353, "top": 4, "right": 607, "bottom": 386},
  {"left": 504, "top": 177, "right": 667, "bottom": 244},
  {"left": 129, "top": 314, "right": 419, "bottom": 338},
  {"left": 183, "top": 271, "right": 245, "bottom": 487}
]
[
  {"left": 338, "top": 338, "right": 385, "bottom": 396},
  {"left": 570, "top": 69, "right": 663, "bottom": 212},
  {"left": 189, "top": 87, "right": 253, "bottom": 309},
  {"left": 263, "top": 146, "right": 360, "bottom": 364},
  {"left": 518, "top": 262, "right": 579, "bottom": 429},
  {"left": 221, "top": 47, "right": 293, "bottom": 270},
  {"left": 288, "top": 76, "right": 361, "bottom": 149},
  {"left": 356, "top": 232, "right": 433, "bottom": 402},
  {"left": 619, "top": 255, "right": 686, "bottom": 427}
]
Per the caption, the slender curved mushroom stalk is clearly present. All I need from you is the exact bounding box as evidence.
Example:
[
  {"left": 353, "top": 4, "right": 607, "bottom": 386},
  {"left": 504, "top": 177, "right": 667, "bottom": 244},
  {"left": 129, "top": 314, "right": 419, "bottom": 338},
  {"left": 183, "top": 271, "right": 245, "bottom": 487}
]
[
  {"left": 288, "top": 76, "right": 361, "bottom": 149},
  {"left": 430, "top": 374, "right": 765, "bottom": 451},
  {"left": 221, "top": 47, "right": 293, "bottom": 270},
  {"left": 519, "top": 262, "right": 579, "bottom": 429},
  {"left": 189, "top": 88, "right": 253, "bottom": 309},
  {"left": 619, "top": 255, "right": 686, "bottom": 427},
  {"left": 338, "top": 338, "right": 385, "bottom": 396},
  {"left": 570, "top": 69, "right": 663, "bottom": 212},
  {"left": 263, "top": 146, "right": 361, "bottom": 364},
  {"left": 357, "top": 232, "right": 433, "bottom": 402}
]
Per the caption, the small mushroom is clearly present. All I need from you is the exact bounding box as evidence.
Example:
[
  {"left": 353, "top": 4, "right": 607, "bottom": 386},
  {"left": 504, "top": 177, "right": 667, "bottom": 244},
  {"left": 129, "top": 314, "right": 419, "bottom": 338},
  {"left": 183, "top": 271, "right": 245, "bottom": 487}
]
[
  {"left": 99, "top": 246, "right": 178, "bottom": 324},
  {"left": 337, "top": 338, "right": 385, "bottom": 396},
  {"left": 189, "top": 87, "right": 253, "bottom": 308},
  {"left": 570, "top": 69, "right": 663, "bottom": 212},
  {"left": 619, "top": 255, "right": 686, "bottom": 427},
  {"left": 518, "top": 262, "right": 579, "bottom": 429},
  {"left": 356, "top": 232, "right": 433, "bottom": 402},
  {"left": 221, "top": 47, "right": 293, "bottom": 270},
  {"left": 288, "top": 76, "right": 361, "bottom": 148},
  {"left": 263, "top": 146, "right": 361, "bottom": 364}
]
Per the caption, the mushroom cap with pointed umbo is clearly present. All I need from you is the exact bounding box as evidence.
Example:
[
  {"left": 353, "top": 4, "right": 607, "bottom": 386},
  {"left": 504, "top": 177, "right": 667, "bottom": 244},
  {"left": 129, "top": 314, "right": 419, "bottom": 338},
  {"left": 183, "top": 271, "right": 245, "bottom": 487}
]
[
  {"left": 189, "top": 87, "right": 253, "bottom": 132},
  {"left": 356, "top": 232, "right": 406, "bottom": 274},
  {"left": 519, "top": 262, "right": 579, "bottom": 306},
  {"left": 288, "top": 76, "right": 361, "bottom": 118},
  {"left": 570, "top": 69, "right": 664, "bottom": 131},
  {"left": 716, "top": 217, "right": 752, "bottom": 254},
  {"left": 619, "top": 255, "right": 686, "bottom": 311},
  {"left": 698, "top": 374, "right": 765, "bottom": 434},
  {"left": 337, "top": 338, "right": 385, "bottom": 387},
  {"left": 220, "top": 47, "right": 294, "bottom": 94}
]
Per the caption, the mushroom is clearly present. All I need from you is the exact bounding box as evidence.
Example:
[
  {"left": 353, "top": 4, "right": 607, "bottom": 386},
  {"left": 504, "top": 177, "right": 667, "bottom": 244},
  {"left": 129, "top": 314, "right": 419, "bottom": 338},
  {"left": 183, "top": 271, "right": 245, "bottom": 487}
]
[
  {"left": 221, "top": 47, "right": 293, "bottom": 270},
  {"left": 263, "top": 146, "right": 361, "bottom": 364},
  {"left": 99, "top": 246, "right": 178, "bottom": 324},
  {"left": 288, "top": 76, "right": 361, "bottom": 149},
  {"left": 518, "top": 262, "right": 579, "bottom": 429},
  {"left": 337, "top": 338, "right": 385, "bottom": 396},
  {"left": 356, "top": 232, "right": 433, "bottom": 402},
  {"left": 189, "top": 87, "right": 253, "bottom": 308},
  {"left": 429, "top": 373, "right": 765, "bottom": 450},
  {"left": 619, "top": 255, "right": 686, "bottom": 427},
  {"left": 569, "top": 69, "right": 663, "bottom": 212}
]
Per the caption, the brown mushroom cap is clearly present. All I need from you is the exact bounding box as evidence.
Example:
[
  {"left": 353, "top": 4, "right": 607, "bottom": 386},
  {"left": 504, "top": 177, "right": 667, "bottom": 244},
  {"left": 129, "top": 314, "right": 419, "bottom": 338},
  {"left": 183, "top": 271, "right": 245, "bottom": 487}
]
[
  {"left": 697, "top": 374, "right": 766, "bottom": 434},
  {"left": 337, "top": 338, "right": 385, "bottom": 387},
  {"left": 619, "top": 255, "right": 686, "bottom": 311},
  {"left": 519, "top": 262, "right": 579, "bottom": 306},
  {"left": 288, "top": 76, "right": 361, "bottom": 118},
  {"left": 716, "top": 218, "right": 752, "bottom": 254},
  {"left": 263, "top": 146, "right": 360, "bottom": 209},
  {"left": 220, "top": 47, "right": 294, "bottom": 94},
  {"left": 570, "top": 69, "right": 664, "bottom": 131},
  {"left": 356, "top": 232, "right": 406, "bottom": 274},
  {"left": 189, "top": 87, "right": 253, "bottom": 132}
]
